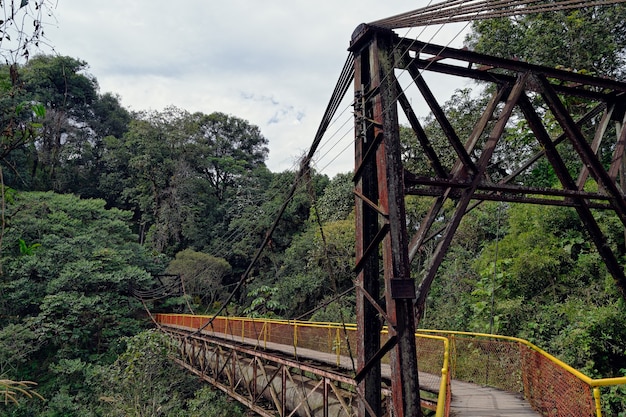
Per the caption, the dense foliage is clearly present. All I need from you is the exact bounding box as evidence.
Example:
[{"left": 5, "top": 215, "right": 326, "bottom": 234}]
[{"left": 0, "top": 3, "right": 625, "bottom": 416}]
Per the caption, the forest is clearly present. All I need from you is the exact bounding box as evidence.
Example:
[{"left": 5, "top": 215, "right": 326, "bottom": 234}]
[{"left": 1, "top": 2, "right": 626, "bottom": 416}]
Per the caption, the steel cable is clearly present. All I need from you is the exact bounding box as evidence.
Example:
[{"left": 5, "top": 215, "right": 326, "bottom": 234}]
[
  {"left": 373, "top": 0, "right": 626, "bottom": 28},
  {"left": 184, "top": 54, "right": 357, "bottom": 337}
]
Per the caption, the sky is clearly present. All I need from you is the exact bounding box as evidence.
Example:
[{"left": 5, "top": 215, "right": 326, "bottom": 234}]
[{"left": 42, "top": 1, "right": 472, "bottom": 177}]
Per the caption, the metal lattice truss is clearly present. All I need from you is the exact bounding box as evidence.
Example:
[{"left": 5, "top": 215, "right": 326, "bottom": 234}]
[
  {"left": 392, "top": 34, "right": 626, "bottom": 310},
  {"left": 163, "top": 327, "right": 367, "bottom": 417}
]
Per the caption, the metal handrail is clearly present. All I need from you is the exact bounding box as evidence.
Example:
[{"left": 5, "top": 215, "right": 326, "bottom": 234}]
[
  {"left": 155, "top": 313, "right": 451, "bottom": 416},
  {"left": 418, "top": 329, "right": 626, "bottom": 417}
]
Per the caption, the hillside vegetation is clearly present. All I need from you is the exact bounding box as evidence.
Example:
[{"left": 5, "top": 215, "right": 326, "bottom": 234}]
[{"left": 0, "top": 4, "right": 626, "bottom": 416}]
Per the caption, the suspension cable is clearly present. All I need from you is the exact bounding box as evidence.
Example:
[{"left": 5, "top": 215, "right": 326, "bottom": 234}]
[
  {"left": 372, "top": 0, "right": 626, "bottom": 28},
  {"left": 183, "top": 54, "right": 356, "bottom": 336}
]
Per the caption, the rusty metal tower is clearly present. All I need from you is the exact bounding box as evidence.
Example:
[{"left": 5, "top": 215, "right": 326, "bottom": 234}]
[
  {"left": 350, "top": 24, "right": 422, "bottom": 417},
  {"left": 349, "top": 22, "right": 626, "bottom": 417}
]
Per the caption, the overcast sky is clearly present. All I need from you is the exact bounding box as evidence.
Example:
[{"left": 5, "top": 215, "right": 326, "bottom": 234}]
[{"left": 44, "top": 1, "right": 472, "bottom": 176}]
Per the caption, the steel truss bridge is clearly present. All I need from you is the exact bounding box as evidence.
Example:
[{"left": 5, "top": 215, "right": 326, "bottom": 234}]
[
  {"left": 154, "top": 1, "right": 626, "bottom": 416},
  {"left": 155, "top": 314, "right": 626, "bottom": 417}
]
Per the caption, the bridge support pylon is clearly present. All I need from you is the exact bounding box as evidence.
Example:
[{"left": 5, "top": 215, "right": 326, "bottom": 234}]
[
  {"left": 350, "top": 24, "right": 422, "bottom": 417},
  {"left": 348, "top": 14, "right": 626, "bottom": 417}
]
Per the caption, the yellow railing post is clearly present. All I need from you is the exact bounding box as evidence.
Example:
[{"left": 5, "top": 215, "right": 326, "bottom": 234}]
[
  {"left": 293, "top": 322, "right": 298, "bottom": 347},
  {"left": 449, "top": 334, "right": 456, "bottom": 378},
  {"left": 435, "top": 339, "right": 450, "bottom": 417},
  {"left": 336, "top": 328, "right": 341, "bottom": 366},
  {"left": 593, "top": 387, "right": 602, "bottom": 417}
]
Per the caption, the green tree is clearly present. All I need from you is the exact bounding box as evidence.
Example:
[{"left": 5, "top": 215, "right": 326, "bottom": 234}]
[
  {"left": 98, "top": 330, "right": 193, "bottom": 417},
  {"left": 0, "top": 56, "right": 131, "bottom": 198},
  {"left": 101, "top": 107, "right": 269, "bottom": 256},
  {"left": 166, "top": 249, "right": 231, "bottom": 311},
  {"left": 98, "top": 330, "right": 244, "bottom": 417},
  {"left": 56, "top": 92, "right": 131, "bottom": 200},
  {"left": 17, "top": 56, "right": 99, "bottom": 190},
  {"left": 401, "top": 89, "right": 488, "bottom": 177},
  {"left": 189, "top": 111, "right": 269, "bottom": 201},
  {"left": 466, "top": 5, "right": 626, "bottom": 79},
  {"left": 469, "top": 203, "right": 626, "bottom": 374},
  {"left": 0, "top": 191, "right": 159, "bottom": 415},
  {"left": 112, "top": 107, "right": 195, "bottom": 251},
  {"left": 219, "top": 169, "right": 324, "bottom": 278},
  {"left": 178, "top": 386, "right": 244, "bottom": 417},
  {"left": 243, "top": 285, "right": 286, "bottom": 318},
  {"left": 270, "top": 175, "right": 355, "bottom": 319},
  {"left": 282, "top": 217, "right": 355, "bottom": 321},
  {"left": 315, "top": 172, "right": 353, "bottom": 223}
]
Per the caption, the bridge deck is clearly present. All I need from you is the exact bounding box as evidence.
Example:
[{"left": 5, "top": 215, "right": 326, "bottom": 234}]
[
  {"left": 164, "top": 323, "right": 540, "bottom": 416},
  {"left": 449, "top": 380, "right": 540, "bottom": 416}
]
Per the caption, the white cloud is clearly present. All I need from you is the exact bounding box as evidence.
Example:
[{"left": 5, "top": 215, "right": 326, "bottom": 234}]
[{"left": 44, "top": 0, "right": 471, "bottom": 176}]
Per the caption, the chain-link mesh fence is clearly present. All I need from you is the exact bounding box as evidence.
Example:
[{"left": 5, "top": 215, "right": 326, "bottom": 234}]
[
  {"left": 156, "top": 314, "right": 626, "bottom": 417},
  {"left": 422, "top": 331, "right": 599, "bottom": 417},
  {"left": 156, "top": 314, "right": 451, "bottom": 414}
]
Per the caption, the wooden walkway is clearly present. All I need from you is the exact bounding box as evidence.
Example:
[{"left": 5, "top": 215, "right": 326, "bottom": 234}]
[{"left": 166, "top": 324, "right": 540, "bottom": 416}]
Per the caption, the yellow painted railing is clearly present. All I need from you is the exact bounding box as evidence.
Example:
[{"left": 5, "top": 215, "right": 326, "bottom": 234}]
[
  {"left": 419, "top": 330, "right": 626, "bottom": 417},
  {"left": 155, "top": 314, "right": 451, "bottom": 416},
  {"left": 156, "top": 314, "right": 625, "bottom": 417}
]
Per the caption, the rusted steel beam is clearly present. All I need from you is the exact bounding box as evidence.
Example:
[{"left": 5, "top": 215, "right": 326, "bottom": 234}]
[
  {"left": 500, "top": 103, "right": 607, "bottom": 185},
  {"left": 353, "top": 223, "right": 390, "bottom": 276},
  {"left": 405, "top": 176, "right": 614, "bottom": 202},
  {"left": 353, "top": 92, "right": 385, "bottom": 183},
  {"left": 608, "top": 114, "right": 626, "bottom": 181},
  {"left": 538, "top": 75, "right": 626, "bottom": 227},
  {"left": 406, "top": 57, "right": 614, "bottom": 102},
  {"left": 395, "top": 80, "right": 449, "bottom": 178},
  {"left": 351, "top": 24, "right": 422, "bottom": 417},
  {"left": 406, "top": 85, "right": 506, "bottom": 261},
  {"left": 452, "top": 86, "right": 509, "bottom": 178},
  {"left": 576, "top": 106, "right": 614, "bottom": 189},
  {"left": 407, "top": 192, "right": 450, "bottom": 263},
  {"left": 518, "top": 93, "right": 626, "bottom": 300},
  {"left": 391, "top": 36, "right": 626, "bottom": 312},
  {"left": 378, "top": 47, "right": 422, "bottom": 417},
  {"left": 406, "top": 86, "right": 507, "bottom": 262},
  {"left": 468, "top": 192, "right": 611, "bottom": 209},
  {"left": 356, "top": 285, "right": 393, "bottom": 324},
  {"left": 168, "top": 328, "right": 359, "bottom": 417},
  {"left": 352, "top": 25, "right": 384, "bottom": 417},
  {"left": 401, "top": 38, "right": 626, "bottom": 94},
  {"left": 408, "top": 62, "right": 478, "bottom": 176},
  {"left": 355, "top": 336, "right": 398, "bottom": 383},
  {"left": 415, "top": 74, "right": 529, "bottom": 320},
  {"left": 407, "top": 189, "right": 612, "bottom": 209}
]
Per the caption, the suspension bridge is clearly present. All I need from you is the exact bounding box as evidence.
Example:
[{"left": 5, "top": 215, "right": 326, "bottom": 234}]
[
  {"left": 145, "top": 1, "right": 626, "bottom": 415},
  {"left": 153, "top": 313, "right": 624, "bottom": 417}
]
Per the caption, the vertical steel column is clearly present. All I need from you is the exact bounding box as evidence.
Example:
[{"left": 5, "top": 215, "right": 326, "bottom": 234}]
[
  {"left": 353, "top": 25, "right": 383, "bottom": 417},
  {"left": 351, "top": 24, "right": 422, "bottom": 417}
]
